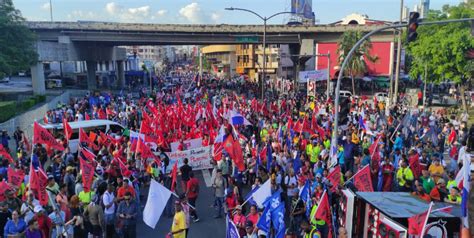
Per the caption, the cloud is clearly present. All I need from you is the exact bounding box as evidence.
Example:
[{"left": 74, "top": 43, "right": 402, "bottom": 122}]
[
  {"left": 67, "top": 10, "right": 98, "bottom": 20},
  {"left": 179, "top": 3, "right": 203, "bottom": 23},
  {"left": 105, "top": 2, "right": 119, "bottom": 15},
  {"left": 40, "top": 2, "right": 50, "bottom": 11},
  {"left": 179, "top": 2, "right": 220, "bottom": 24},
  {"left": 156, "top": 10, "right": 167, "bottom": 17},
  {"left": 105, "top": 2, "right": 152, "bottom": 22}
]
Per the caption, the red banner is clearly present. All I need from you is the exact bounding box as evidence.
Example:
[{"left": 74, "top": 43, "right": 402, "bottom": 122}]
[
  {"left": 409, "top": 154, "right": 422, "bottom": 179},
  {"left": 314, "top": 191, "right": 333, "bottom": 238},
  {"left": 113, "top": 157, "right": 132, "bottom": 178},
  {"left": 137, "top": 139, "right": 157, "bottom": 160},
  {"left": 223, "top": 135, "right": 245, "bottom": 172},
  {"left": 327, "top": 166, "right": 341, "bottom": 192},
  {"left": 353, "top": 165, "right": 374, "bottom": 192},
  {"left": 33, "top": 122, "right": 64, "bottom": 151},
  {"left": 0, "top": 181, "right": 11, "bottom": 202},
  {"left": 79, "top": 157, "right": 94, "bottom": 192},
  {"left": 79, "top": 147, "right": 96, "bottom": 163},
  {"left": 79, "top": 128, "right": 99, "bottom": 151},
  {"left": 63, "top": 119, "right": 72, "bottom": 140},
  {"left": 408, "top": 203, "right": 433, "bottom": 236},
  {"left": 32, "top": 167, "right": 49, "bottom": 206},
  {"left": 8, "top": 167, "right": 25, "bottom": 187},
  {"left": 0, "top": 145, "right": 13, "bottom": 163}
]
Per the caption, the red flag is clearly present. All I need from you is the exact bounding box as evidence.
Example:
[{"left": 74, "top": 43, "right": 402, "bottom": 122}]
[
  {"left": 33, "top": 122, "right": 64, "bottom": 151},
  {"left": 259, "top": 147, "right": 267, "bottom": 161},
  {"left": 79, "top": 157, "right": 94, "bottom": 192},
  {"left": 79, "top": 128, "right": 99, "bottom": 151},
  {"left": 98, "top": 108, "right": 106, "bottom": 119},
  {"left": 146, "top": 100, "right": 159, "bottom": 116},
  {"left": 314, "top": 191, "right": 333, "bottom": 238},
  {"left": 22, "top": 134, "right": 31, "bottom": 153},
  {"left": 327, "top": 166, "right": 341, "bottom": 192},
  {"left": 62, "top": 119, "right": 72, "bottom": 141},
  {"left": 170, "top": 162, "right": 178, "bottom": 192},
  {"left": 369, "top": 137, "right": 381, "bottom": 164},
  {"left": 79, "top": 147, "right": 96, "bottom": 163},
  {"left": 85, "top": 113, "right": 90, "bottom": 121},
  {"left": 0, "top": 145, "right": 13, "bottom": 163},
  {"left": 0, "top": 181, "right": 11, "bottom": 202},
  {"left": 223, "top": 135, "right": 245, "bottom": 171},
  {"left": 113, "top": 157, "right": 132, "bottom": 178},
  {"left": 137, "top": 139, "right": 157, "bottom": 160},
  {"left": 213, "top": 142, "right": 223, "bottom": 161},
  {"left": 8, "top": 167, "right": 25, "bottom": 187},
  {"left": 139, "top": 121, "right": 154, "bottom": 136},
  {"left": 408, "top": 203, "right": 433, "bottom": 236},
  {"left": 353, "top": 165, "right": 374, "bottom": 192},
  {"left": 409, "top": 154, "right": 422, "bottom": 179},
  {"left": 35, "top": 167, "right": 49, "bottom": 206}
]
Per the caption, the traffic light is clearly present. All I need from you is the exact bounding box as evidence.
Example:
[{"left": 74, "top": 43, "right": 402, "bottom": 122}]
[
  {"left": 338, "top": 97, "right": 350, "bottom": 126},
  {"left": 407, "top": 12, "right": 420, "bottom": 43}
]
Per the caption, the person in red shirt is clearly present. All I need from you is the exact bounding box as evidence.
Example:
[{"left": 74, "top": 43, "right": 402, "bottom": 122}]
[
  {"left": 246, "top": 205, "right": 259, "bottom": 233},
  {"left": 33, "top": 205, "right": 52, "bottom": 238},
  {"left": 117, "top": 179, "right": 136, "bottom": 201},
  {"left": 186, "top": 172, "right": 200, "bottom": 222}
]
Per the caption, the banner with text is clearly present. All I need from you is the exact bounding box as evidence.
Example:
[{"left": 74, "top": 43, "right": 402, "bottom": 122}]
[
  {"left": 170, "top": 138, "right": 203, "bottom": 152},
  {"left": 298, "top": 69, "right": 328, "bottom": 83},
  {"left": 165, "top": 146, "right": 212, "bottom": 173}
]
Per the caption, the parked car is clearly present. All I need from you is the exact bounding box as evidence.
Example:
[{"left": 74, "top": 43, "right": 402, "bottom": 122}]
[
  {"left": 46, "top": 79, "right": 63, "bottom": 89},
  {"left": 0, "top": 77, "right": 10, "bottom": 83}
]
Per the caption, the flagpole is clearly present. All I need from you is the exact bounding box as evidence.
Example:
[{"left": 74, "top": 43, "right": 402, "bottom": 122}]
[
  {"left": 420, "top": 202, "right": 434, "bottom": 237},
  {"left": 343, "top": 164, "right": 370, "bottom": 186}
]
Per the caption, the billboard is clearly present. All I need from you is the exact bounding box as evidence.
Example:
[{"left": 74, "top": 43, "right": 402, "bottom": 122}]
[
  {"left": 298, "top": 69, "right": 328, "bottom": 83},
  {"left": 291, "top": 0, "right": 313, "bottom": 19}
]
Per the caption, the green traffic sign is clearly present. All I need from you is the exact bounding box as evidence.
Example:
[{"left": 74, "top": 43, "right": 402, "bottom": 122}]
[{"left": 235, "top": 36, "right": 259, "bottom": 43}]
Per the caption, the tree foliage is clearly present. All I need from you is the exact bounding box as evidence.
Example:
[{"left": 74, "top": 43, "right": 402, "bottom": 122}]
[
  {"left": 0, "top": 0, "right": 38, "bottom": 78},
  {"left": 337, "top": 30, "right": 378, "bottom": 94},
  {"left": 407, "top": 1, "right": 474, "bottom": 83}
]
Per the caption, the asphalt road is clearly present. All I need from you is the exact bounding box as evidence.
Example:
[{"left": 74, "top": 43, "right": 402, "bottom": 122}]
[{"left": 136, "top": 170, "right": 227, "bottom": 238}]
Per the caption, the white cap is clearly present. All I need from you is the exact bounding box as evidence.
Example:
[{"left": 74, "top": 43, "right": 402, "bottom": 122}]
[{"left": 34, "top": 205, "right": 44, "bottom": 213}]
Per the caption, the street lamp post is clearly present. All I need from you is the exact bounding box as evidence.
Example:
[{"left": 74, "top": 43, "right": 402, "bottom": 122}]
[{"left": 225, "top": 7, "right": 293, "bottom": 99}]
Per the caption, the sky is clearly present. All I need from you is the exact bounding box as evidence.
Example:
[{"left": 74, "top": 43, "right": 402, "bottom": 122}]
[{"left": 13, "top": 0, "right": 463, "bottom": 25}]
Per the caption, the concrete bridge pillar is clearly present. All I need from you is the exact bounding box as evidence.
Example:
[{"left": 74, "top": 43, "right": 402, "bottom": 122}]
[
  {"left": 31, "top": 62, "right": 46, "bottom": 95},
  {"left": 117, "top": 60, "right": 125, "bottom": 89},
  {"left": 86, "top": 60, "right": 97, "bottom": 90}
]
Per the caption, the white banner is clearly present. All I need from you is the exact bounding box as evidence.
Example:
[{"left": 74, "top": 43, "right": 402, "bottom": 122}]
[
  {"left": 299, "top": 69, "right": 328, "bottom": 83},
  {"left": 170, "top": 138, "right": 203, "bottom": 152},
  {"left": 165, "top": 146, "right": 212, "bottom": 173}
]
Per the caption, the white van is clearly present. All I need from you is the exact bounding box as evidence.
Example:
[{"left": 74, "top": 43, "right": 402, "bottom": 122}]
[{"left": 41, "top": 120, "right": 124, "bottom": 153}]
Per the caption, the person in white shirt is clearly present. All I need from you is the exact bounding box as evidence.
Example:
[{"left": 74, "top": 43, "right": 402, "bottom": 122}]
[
  {"left": 103, "top": 184, "right": 116, "bottom": 238},
  {"left": 20, "top": 192, "right": 40, "bottom": 224}
]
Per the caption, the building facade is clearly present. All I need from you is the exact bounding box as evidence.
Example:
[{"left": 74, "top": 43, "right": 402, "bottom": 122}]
[
  {"left": 201, "top": 45, "right": 237, "bottom": 78},
  {"left": 236, "top": 44, "right": 282, "bottom": 82}
]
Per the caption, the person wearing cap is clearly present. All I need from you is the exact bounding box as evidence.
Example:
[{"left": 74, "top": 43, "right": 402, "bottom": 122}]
[
  {"left": 430, "top": 178, "right": 448, "bottom": 202},
  {"left": 169, "top": 202, "right": 186, "bottom": 238},
  {"left": 83, "top": 195, "right": 104, "bottom": 238},
  {"left": 116, "top": 191, "right": 137, "bottom": 238},
  {"left": 4, "top": 210, "right": 26, "bottom": 237},
  {"left": 243, "top": 220, "right": 257, "bottom": 238},
  {"left": 233, "top": 205, "right": 247, "bottom": 237},
  {"left": 33, "top": 205, "right": 52, "bottom": 238},
  {"left": 445, "top": 186, "right": 462, "bottom": 204}
]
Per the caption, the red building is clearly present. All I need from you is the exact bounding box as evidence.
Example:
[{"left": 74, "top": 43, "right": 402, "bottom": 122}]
[{"left": 315, "top": 14, "right": 395, "bottom": 79}]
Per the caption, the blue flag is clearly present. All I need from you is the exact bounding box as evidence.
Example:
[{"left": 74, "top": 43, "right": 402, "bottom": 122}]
[
  {"left": 271, "top": 202, "right": 285, "bottom": 230},
  {"left": 275, "top": 223, "right": 286, "bottom": 238},
  {"left": 262, "top": 190, "right": 281, "bottom": 209},
  {"left": 286, "top": 135, "right": 292, "bottom": 153},
  {"left": 300, "top": 180, "right": 311, "bottom": 217},
  {"left": 266, "top": 143, "right": 273, "bottom": 171},
  {"left": 244, "top": 185, "right": 259, "bottom": 206},
  {"left": 254, "top": 155, "right": 261, "bottom": 174},
  {"left": 31, "top": 154, "right": 40, "bottom": 170},
  {"left": 226, "top": 215, "right": 240, "bottom": 238},
  {"left": 256, "top": 204, "right": 271, "bottom": 233},
  {"left": 293, "top": 151, "right": 302, "bottom": 173}
]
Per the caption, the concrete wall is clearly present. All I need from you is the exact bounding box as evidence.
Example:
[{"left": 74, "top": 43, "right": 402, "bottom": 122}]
[{"left": 0, "top": 91, "right": 72, "bottom": 149}]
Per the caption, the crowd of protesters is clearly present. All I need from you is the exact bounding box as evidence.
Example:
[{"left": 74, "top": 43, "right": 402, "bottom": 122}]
[{"left": 0, "top": 67, "right": 472, "bottom": 238}]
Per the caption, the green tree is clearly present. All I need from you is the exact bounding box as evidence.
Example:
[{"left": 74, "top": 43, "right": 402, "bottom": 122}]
[
  {"left": 337, "top": 30, "right": 378, "bottom": 95},
  {"left": 0, "top": 0, "right": 38, "bottom": 78},
  {"left": 407, "top": 1, "right": 474, "bottom": 111}
]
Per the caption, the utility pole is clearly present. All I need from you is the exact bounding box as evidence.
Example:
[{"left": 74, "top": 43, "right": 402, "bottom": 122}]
[
  {"left": 49, "top": 0, "right": 53, "bottom": 22},
  {"left": 199, "top": 48, "right": 203, "bottom": 87},
  {"left": 327, "top": 52, "right": 331, "bottom": 99},
  {"left": 262, "top": 19, "right": 267, "bottom": 98},
  {"left": 393, "top": 0, "right": 404, "bottom": 104},
  {"left": 423, "top": 63, "right": 428, "bottom": 110}
]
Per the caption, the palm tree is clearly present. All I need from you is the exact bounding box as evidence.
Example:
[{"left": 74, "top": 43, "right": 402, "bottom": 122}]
[{"left": 337, "top": 30, "right": 378, "bottom": 95}]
